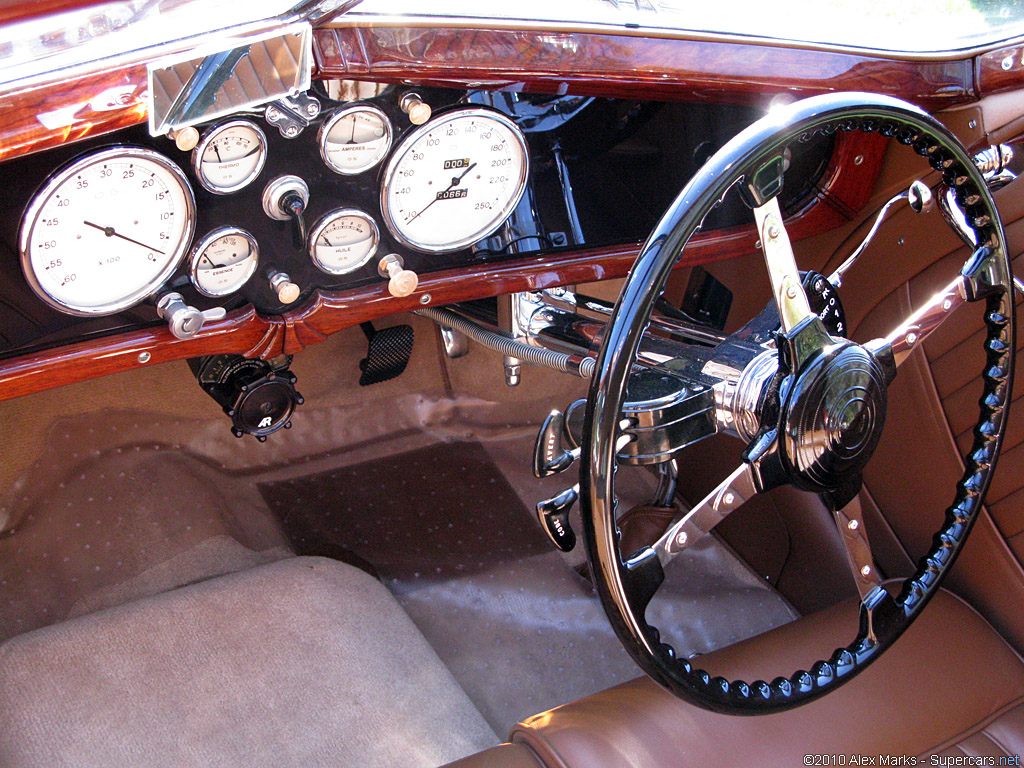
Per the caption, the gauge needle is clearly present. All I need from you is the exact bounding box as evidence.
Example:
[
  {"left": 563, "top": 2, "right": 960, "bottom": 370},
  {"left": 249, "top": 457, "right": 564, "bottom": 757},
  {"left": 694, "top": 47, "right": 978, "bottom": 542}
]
[
  {"left": 212, "top": 144, "right": 223, "bottom": 163},
  {"left": 407, "top": 162, "right": 477, "bottom": 225},
  {"left": 202, "top": 254, "right": 225, "bottom": 268},
  {"left": 83, "top": 221, "right": 166, "bottom": 255}
]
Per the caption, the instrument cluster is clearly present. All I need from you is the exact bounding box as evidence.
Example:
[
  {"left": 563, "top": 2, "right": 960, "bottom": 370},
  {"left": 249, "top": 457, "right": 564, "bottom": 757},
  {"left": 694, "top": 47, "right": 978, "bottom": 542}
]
[{"left": 15, "top": 87, "right": 531, "bottom": 328}]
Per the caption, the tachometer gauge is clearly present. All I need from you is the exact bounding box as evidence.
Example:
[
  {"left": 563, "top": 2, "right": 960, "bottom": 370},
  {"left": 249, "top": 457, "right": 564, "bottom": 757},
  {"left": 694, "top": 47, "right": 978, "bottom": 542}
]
[
  {"left": 192, "top": 120, "right": 267, "bottom": 194},
  {"left": 20, "top": 147, "right": 195, "bottom": 316},
  {"left": 190, "top": 227, "right": 259, "bottom": 297},
  {"left": 380, "top": 108, "right": 529, "bottom": 253},
  {"left": 319, "top": 105, "right": 392, "bottom": 175},
  {"left": 308, "top": 208, "right": 379, "bottom": 275}
]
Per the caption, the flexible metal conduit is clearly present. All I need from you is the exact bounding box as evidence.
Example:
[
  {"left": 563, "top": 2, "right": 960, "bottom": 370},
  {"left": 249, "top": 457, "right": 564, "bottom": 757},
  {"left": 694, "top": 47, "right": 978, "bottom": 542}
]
[{"left": 416, "top": 306, "right": 595, "bottom": 379}]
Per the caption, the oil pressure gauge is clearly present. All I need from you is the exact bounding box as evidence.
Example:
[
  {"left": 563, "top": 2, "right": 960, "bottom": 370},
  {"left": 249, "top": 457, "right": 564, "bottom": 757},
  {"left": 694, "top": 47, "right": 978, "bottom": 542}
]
[
  {"left": 193, "top": 120, "right": 267, "bottom": 194},
  {"left": 319, "top": 105, "right": 392, "bottom": 176},
  {"left": 308, "top": 209, "right": 379, "bottom": 275},
  {"left": 190, "top": 227, "right": 259, "bottom": 296}
]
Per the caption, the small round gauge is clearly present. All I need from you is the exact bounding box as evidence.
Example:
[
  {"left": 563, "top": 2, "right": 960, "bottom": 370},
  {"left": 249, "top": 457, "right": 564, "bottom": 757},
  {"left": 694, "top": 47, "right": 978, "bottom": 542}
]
[
  {"left": 192, "top": 120, "right": 267, "bottom": 194},
  {"left": 189, "top": 227, "right": 259, "bottom": 297},
  {"left": 381, "top": 108, "right": 529, "bottom": 253},
  {"left": 20, "top": 147, "right": 195, "bottom": 316},
  {"left": 319, "top": 105, "right": 392, "bottom": 176},
  {"left": 308, "top": 209, "right": 380, "bottom": 275}
]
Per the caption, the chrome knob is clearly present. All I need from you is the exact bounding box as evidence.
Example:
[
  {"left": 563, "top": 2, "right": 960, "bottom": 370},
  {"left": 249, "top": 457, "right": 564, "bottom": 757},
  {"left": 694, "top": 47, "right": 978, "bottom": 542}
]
[{"left": 156, "top": 292, "right": 226, "bottom": 340}]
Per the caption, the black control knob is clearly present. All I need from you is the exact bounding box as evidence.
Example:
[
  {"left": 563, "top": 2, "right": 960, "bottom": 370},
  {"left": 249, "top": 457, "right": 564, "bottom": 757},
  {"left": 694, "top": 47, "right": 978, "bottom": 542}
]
[{"left": 189, "top": 355, "right": 304, "bottom": 442}]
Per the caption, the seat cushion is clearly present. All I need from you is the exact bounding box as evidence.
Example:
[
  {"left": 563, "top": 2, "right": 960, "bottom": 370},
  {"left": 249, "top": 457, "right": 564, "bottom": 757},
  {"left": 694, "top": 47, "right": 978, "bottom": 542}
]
[
  {"left": 511, "top": 589, "right": 1024, "bottom": 766},
  {"left": 0, "top": 556, "right": 498, "bottom": 768}
]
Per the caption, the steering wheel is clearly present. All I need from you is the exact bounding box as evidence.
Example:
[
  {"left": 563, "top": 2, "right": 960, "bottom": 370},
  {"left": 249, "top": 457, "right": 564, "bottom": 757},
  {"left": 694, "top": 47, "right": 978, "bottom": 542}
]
[{"left": 581, "top": 92, "right": 1015, "bottom": 714}]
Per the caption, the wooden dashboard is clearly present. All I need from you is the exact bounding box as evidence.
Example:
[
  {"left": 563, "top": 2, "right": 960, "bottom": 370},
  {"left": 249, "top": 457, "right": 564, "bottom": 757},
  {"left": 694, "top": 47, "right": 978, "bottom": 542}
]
[{"left": 0, "top": 15, "right": 1005, "bottom": 403}]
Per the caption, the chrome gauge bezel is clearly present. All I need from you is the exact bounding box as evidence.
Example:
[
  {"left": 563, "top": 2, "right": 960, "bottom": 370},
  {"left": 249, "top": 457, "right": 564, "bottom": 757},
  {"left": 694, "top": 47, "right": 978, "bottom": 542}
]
[
  {"left": 307, "top": 208, "right": 380, "bottom": 275},
  {"left": 318, "top": 104, "right": 393, "bottom": 176},
  {"left": 19, "top": 146, "right": 196, "bottom": 317},
  {"left": 189, "top": 226, "right": 260, "bottom": 297},
  {"left": 192, "top": 119, "right": 268, "bottom": 195},
  {"left": 379, "top": 107, "right": 530, "bottom": 254}
]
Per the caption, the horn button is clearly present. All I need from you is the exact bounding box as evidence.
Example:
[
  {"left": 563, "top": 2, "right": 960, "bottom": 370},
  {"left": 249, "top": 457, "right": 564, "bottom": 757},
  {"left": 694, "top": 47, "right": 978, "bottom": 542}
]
[{"left": 780, "top": 341, "right": 889, "bottom": 490}]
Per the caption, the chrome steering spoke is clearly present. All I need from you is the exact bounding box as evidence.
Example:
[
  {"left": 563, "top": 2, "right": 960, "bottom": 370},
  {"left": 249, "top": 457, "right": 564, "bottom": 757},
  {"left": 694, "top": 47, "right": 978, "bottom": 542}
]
[
  {"left": 650, "top": 462, "right": 758, "bottom": 566},
  {"left": 753, "top": 197, "right": 814, "bottom": 333},
  {"left": 880, "top": 273, "right": 968, "bottom": 367},
  {"left": 829, "top": 494, "right": 882, "bottom": 602}
]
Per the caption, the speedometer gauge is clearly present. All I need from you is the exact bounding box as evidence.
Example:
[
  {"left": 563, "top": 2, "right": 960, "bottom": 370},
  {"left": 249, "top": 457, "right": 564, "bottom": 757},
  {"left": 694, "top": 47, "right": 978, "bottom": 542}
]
[
  {"left": 20, "top": 147, "right": 195, "bottom": 316},
  {"left": 380, "top": 108, "right": 529, "bottom": 253}
]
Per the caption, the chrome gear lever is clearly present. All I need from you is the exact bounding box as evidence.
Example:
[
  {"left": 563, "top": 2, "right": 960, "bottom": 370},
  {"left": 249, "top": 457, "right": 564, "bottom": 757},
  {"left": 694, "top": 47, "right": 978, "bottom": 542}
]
[{"left": 533, "top": 409, "right": 581, "bottom": 478}]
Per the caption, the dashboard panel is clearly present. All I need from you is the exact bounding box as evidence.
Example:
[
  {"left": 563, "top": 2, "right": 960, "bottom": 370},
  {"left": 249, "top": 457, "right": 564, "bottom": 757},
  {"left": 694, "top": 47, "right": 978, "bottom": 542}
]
[{"left": 0, "top": 83, "right": 837, "bottom": 361}]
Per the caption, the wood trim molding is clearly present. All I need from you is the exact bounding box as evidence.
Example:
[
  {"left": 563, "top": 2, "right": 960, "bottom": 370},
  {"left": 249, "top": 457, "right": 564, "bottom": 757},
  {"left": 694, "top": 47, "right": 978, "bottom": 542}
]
[{"left": 314, "top": 25, "right": 976, "bottom": 109}]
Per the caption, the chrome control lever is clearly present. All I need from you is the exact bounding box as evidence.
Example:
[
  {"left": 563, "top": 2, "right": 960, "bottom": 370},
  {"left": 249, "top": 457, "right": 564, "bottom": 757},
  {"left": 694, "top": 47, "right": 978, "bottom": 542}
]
[
  {"left": 533, "top": 410, "right": 581, "bottom": 478},
  {"left": 829, "top": 180, "right": 934, "bottom": 288},
  {"left": 536, "top": 484, "right": 579, "bottom": 552}
]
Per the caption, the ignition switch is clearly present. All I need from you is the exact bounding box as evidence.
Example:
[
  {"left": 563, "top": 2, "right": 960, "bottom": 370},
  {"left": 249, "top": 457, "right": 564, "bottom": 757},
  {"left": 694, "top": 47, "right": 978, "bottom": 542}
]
[{"left": 189, "top": 354, "right": 304, "bottom": 441}]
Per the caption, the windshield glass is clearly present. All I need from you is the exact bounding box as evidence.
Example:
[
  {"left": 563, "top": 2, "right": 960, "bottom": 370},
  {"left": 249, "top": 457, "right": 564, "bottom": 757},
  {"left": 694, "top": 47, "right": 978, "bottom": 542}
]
[{"left": 351, "top": 0, "right": 1024, "bottom": 53}]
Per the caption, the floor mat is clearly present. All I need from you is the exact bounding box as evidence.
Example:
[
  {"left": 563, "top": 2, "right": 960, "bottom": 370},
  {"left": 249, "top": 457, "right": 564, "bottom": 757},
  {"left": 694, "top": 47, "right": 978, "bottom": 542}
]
[{"left": 260, "top": 440, "right": 799, "bottom": 736}]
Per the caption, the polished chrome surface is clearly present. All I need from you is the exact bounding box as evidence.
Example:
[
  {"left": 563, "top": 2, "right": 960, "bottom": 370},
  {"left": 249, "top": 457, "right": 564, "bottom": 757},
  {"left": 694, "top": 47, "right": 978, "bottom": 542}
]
[
  {"left": 711, "top": 348, "right": 778, "bottom": 441},
  {"left": 884, "top": 274, "right": 968, "bottom": 366},
  {"left": 261, "top": 175, "right": 309, "bottom": 221},
  {"left": 753, "top": 197, "right": 813, "bottom": 333},
  {"left": 148, "top": 23, "right": 313, "bottom": 136},
  {"left": 829, "top": 181, "right": 934, "bottom": 288},
  {"left": 265, "top": 91, "right": 322, "bottom": 138},
  {"left": 974, "top": 143, "right": 1020, "bottom": 190},
  {"left": 938, "top": 186, "right": 980, "bottom": 248},
  {"left": 156, "top": 291, "right": 227, "bottom": 339},
  {"left": 832, "top": 495, "right": 881, "bottom": 601},
  {"left": 652, "top": 463, "right": 758, "bottom": 565}
]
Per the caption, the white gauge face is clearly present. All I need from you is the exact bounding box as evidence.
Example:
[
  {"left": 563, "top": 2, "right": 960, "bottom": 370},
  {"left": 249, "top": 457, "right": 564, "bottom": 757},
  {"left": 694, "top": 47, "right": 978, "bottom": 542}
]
[
  {"left": 309, "top": 209, "right": 380, "bottom": 275},
  {"left": 319, "top": 105, "right": 392, "bottom": 175},
  {"left": 20, "top": 147, "right": 195, "bottom": 316},
  {"left": 190, "top": 227, "right": 259, "bottom": 297},
  {"left": 381, "top": 108, "right": 529, "bottom": 253},
  {"left": 193, "top": 120, "right": 267, "bottom": 194}
]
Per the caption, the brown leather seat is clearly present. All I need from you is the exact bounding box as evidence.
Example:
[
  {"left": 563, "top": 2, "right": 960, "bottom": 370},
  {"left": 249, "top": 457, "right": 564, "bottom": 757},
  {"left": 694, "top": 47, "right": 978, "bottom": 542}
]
[{"left": 445, "top": 588, "right": 1024, "bottom": 767}]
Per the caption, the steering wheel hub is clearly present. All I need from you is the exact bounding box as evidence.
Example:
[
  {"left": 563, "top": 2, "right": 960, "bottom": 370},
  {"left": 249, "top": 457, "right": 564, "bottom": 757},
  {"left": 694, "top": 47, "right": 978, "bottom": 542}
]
[{"left": 781, "top": 341, "right": 888, "bottom": 490}]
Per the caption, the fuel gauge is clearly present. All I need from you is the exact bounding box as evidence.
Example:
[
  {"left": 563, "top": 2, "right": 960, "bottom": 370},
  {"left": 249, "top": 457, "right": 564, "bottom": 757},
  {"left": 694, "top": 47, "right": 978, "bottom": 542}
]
[
  {"left": 319, "top": 105, "right": 392, "bottom": 175},
  {"left": 309, "top": 209, "right": 379, "bottom": 275},
  {"left": 190, "top": 227, "right": 259, "bottom": 297},
  {"left": 193, "top": 120, "right": 267, "bottom": 194}
]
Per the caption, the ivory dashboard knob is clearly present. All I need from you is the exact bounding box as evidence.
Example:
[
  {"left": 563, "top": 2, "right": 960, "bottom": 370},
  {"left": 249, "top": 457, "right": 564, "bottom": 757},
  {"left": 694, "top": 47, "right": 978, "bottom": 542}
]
[
  {"left": 378, "top": 254, "right": 419, "bottom": 298},
  {"left": 269, "top": 271, "right": 300, "bottom": 304},
  {"left": 400, "top": 93, "right": 432, "bottom": 125}
]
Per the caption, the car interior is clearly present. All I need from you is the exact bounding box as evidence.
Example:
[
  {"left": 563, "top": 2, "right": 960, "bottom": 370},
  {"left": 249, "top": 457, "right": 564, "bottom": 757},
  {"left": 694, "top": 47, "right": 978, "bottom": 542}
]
[{"left": 1, "top": 1, "right": 1024, "bottom": 765}]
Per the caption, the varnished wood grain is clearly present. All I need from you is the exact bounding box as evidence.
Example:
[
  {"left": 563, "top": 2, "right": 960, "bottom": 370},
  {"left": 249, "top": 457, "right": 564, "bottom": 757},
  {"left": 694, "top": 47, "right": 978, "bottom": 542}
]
[
  {"left": 315, "top": 25, "right": 976, "bottom": 109},
  {"left": 978, "top": 44, "right": 1024, "bottom": 96},
  {"left": 0, "top": 64, "right": 148, "bottom": 162}
]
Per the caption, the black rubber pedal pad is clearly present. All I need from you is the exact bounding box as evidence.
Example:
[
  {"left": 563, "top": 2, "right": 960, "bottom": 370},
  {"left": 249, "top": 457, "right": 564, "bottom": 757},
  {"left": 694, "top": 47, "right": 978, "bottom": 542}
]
[{"left": 358, "top": 322, "right": 414, "bottom": 386}]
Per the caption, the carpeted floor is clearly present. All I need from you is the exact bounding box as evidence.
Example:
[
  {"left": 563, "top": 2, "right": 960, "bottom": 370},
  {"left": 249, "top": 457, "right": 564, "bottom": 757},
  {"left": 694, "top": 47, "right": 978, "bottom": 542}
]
[{"left": 260, "top": 440, "right": 798, "bottom": 735}]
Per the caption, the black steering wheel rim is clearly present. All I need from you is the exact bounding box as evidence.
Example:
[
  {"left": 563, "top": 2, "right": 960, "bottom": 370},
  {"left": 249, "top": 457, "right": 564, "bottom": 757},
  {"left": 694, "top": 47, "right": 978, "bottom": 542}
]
[{"left": 580, "top": 92, "right": 1015, "bottom": 715}]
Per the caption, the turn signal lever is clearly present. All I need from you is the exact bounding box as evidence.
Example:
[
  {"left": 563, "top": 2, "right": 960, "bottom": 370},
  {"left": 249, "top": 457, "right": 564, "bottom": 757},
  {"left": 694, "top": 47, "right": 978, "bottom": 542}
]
[{"left": 532, "top": 400, "right": 586, "bottom": 551}]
